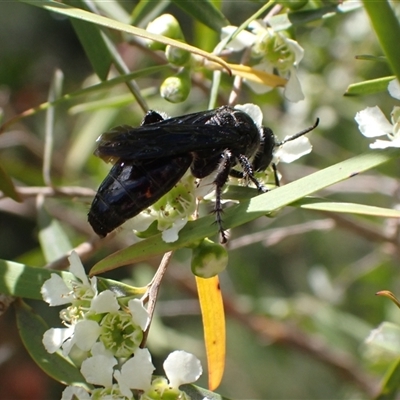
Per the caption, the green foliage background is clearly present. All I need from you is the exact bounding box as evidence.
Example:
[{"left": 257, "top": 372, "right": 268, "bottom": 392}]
[{"left": 1, "top": 1, "right": 400, "bottom": 399}]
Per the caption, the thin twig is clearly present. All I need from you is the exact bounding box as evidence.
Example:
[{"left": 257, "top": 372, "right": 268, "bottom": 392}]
[
  {"left": 140, "top": 251, "right": 174, "bottom": 347},
  {"left": 0, "top": 186, "right": 95, "bottom": 200}
]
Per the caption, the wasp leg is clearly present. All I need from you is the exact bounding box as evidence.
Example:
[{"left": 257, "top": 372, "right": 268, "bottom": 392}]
[
  {"left": 213, "top": 150, "right": 236, "bottom": 244},
  {"left": 237, "top": 154, "right": 267, "bottom": 193},
  {"left": 272, "top": 162, "right": 280, "bottom": 187}
]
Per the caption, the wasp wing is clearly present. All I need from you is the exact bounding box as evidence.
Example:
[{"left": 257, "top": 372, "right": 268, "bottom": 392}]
[{"left": 94, "top": 107, "right": 260, "bottom": 163}]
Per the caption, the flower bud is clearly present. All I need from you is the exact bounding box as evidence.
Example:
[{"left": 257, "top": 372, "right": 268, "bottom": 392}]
[
  {"left": 160, "top": 69, "right": 191, "bottom": 103},
  {"left": 146, "top": 14, "right": 184, "bottom": 51},
  {"left": 165, "top": 45, "right": 191, "bottom": 66},
  {"left": 191, "top": 238, "right": 228, "bottom": 278},
  {"left": 145, "top": 377, "right": 181, "bottom": 400}
]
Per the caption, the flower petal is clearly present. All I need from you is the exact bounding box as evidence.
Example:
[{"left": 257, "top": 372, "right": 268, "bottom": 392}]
[
  {"left": 388, "top": 79, "right": 400, "bottom": 100},
  {"left": 91, "top": 341, "right": 114, "bottom": 357},
  {"left": 90, "top": 290, "right": 120, "bottom": 314},
  {"left": 220, "top": 25, "right": 256, "bottom": 51},
  {"left": 286, "top": 38, "right": 304, "bottom": 65},
  {"left": 42, "top": 326, "right": 74, "bottom": 354},
  {"left": 81, "top": 354, "right": 117, "bottom": 387},
  {"left": 162, "top": 218, "right": 188, "bottom": 243},
  {"left": 115, "top": 348, "right": 155, "bottom": 391},
  {"left": 276, "top": 137, "right": 312, "bottom": 163},
  {"left": 284, "top": 68, "right": 304, "bottom": 102},
  {"left": 128, "top": 299, "right": 150, "bottom": 330},
  {"left": 68, "top": 252, "right": 89, "bottom": 286},
  {"left": 41, "top": 274, "right": 73, "bottom": 306},
  {"left": 74, "top": 320, "right": 101, "bottom": 351},
  {"left": 61, "top": 386, "right": 91, "bottom": 400},
  {"left": 164, "top": 350, "right": 202, "bottom": 388},
  {"left": 370, "top": 139, "right": 400, "bottom": 149},
  {"left": 234, "top": 103, "right": 263, "bottom": 128},
  {"left": 355, "top": 106, "right": 393, "bottom": 138}
]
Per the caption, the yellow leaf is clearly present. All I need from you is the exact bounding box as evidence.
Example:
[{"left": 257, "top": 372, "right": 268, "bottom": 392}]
[
  {"left": 195, "top": 275, "right": 225, "bottom": 391},
  {"left": 229, "top": 63, "right": 287, "bottom": 87}
]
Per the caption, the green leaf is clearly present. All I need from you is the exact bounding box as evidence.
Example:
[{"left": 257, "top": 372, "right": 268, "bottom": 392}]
[
  {"left": 90, "top": 149, "right": 397, "bottom": 274},
  {"left": 37, "top": 203, "right": 73, "bottom": 263},
  {"left": 345, "top": 76, "right": 395, "bottom": 96},
  {"left": 65, "top": 107, "right": 120, "bottom": 177},
  {"left": 377, "top": 358, "right": 400, "bottom": 400},
  {"left": 15, "top": 299, "right": 90, "bottom": 387},
  {"left": 171, "top": 0, "right": 229, "bottom": 32},
  {"left": 131, "top": 0, "right": 170, "bottom": 28},
  {"left": 70, "top": 16, "right": 112, "bottom": 81},
  {"left": 370, "top": 323, "right": 400, "bottom": 400},
  {"left": 295, "top": 197, "right": 400, "bottom": 218},
  {"left": 269, "top": 5, "right": 339, "bottom": 31},
  {"left": 0, "top": 161, "right": 22, "bottom": 202},
  {"left": 0, "top": 259, "right": 144, "bottom": 300},
  {"left": 362, "top": 1, "right": 400, "bottom": 82}
]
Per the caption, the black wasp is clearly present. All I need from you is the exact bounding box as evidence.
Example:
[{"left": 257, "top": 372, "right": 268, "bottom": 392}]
[{"left": 88, "top": 105, "right": 318, "bottom": 243}]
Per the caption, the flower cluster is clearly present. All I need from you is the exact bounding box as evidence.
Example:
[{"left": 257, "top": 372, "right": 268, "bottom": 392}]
[
  {"left": 42, "top": 252, "right": 202, "bottom": 400},
  {"left": 221, "top": 21, "right": 305, "bottom": 102}
]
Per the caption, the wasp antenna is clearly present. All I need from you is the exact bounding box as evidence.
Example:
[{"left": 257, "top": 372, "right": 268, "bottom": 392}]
[{"left": 276, "top": 118, "right": 319, "bottom": 146}]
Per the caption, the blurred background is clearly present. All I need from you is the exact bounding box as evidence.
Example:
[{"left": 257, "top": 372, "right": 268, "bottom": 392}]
[{"left": 0, "top": 1, "right": 399, "bottom": 399}]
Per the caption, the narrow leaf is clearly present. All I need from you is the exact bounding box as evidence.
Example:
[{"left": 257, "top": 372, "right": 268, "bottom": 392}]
[
  {"left": 376, "top": 357, "right": 400, "bottom": 400},
  {"left": 70, "top": 17, "right": 112, "bottom": 80},
  {"left": 296, "top": 198, "right": 400, "bottom": 218},
  {"left": 345, "top": 76, "right": 395, "bottom": 96},
  {"left": 131, "top": 0, "right": 171, "bottom": 28},
  {"left": 196, "top": 276, "right": 225, "bottom": 391},
  {"left": 172, "top": 0, "right": 229, "bottom": 32},
  {"left": 228, "top": 63, "right": 287, "bottom": 87}
]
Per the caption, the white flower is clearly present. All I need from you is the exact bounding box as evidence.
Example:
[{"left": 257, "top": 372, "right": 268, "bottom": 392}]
[
  {"left": 221, "top": 23, "right": 305, "bottom": 102},
  {"left": 355, "top": 106, "right": 400, "bottom": 149},
  {"left": 41, "top": 251, "right": 97, "bottom": 307},
  {"left": 163, "top": 350, "right": 202, "bottom": 388}
]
